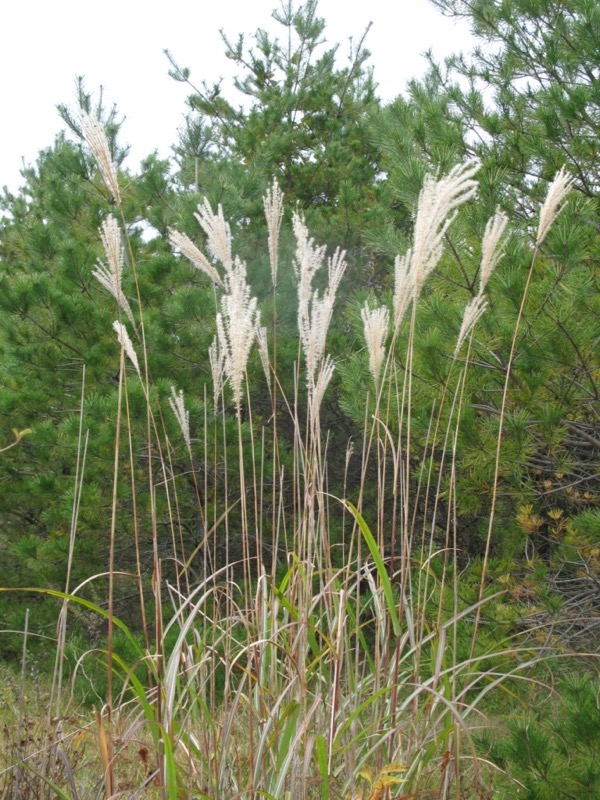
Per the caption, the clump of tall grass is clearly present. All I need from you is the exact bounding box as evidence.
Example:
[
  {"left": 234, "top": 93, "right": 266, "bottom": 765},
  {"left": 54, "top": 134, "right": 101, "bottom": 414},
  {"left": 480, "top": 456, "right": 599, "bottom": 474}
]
[{"left": 1, "top": 117, "right": 578, "bottom": 800}]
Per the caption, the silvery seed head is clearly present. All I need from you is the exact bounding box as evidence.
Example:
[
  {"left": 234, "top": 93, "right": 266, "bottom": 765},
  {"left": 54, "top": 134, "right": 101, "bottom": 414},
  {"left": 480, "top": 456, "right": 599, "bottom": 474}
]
[
  {"left": 536, "top": 167, "right": 573, "bottom": 247},
  {"left": 81, "top": 112, "right": 121, "bottom": 205},
  {"left": 263, "top": 179, "right": 284, "bottom": 287},
  {"left": 195, "top": 199, "right": 233, "bottom": 275},
  {"left": 169, "top": 387, "right": 192, "bottom": 457},
  {"left": 361, "top": 303, "right": 389, "bottom": 387},
  {"left": 112, "top": 321, "right": 141, "bottom": 377},
  {"left": 216, "top": 258, "right": 259, "bottom": 415},
  {"left": 168, "top": 228, "right": 223, "bottom": 287},
  {"left": 411, "top": 160, "right": 480, "bottom": 296},
  {"left": 453, "top": 295, "right": 488, "bottom": 359},
  {"left": 93, "top": 215, "right": 135, "bottom": 326},
  {"left": 256, "top": 325, "right": 272, "bottom": 393},
  {"left": 393, "top": 251, "right": 414, "bottom": 329},
  {"left": 479, "top": 210, "right": 509, "bottom": 295},
  {"left": 209, "top": 336, "right": 225, "bottom": 411}
]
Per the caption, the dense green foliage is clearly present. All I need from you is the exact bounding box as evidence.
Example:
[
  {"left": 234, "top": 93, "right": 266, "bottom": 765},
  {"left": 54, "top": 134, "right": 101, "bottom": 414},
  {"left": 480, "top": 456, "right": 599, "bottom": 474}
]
[
  {"left": 484, "top": 672, "right": 600, "bottom": 798},
  {"left": 169, "top": 0, "right": 379, "bottom": 246}
]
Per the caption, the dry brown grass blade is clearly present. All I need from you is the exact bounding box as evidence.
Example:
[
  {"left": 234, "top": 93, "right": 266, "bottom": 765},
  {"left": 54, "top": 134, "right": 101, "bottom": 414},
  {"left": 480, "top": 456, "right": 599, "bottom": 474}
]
[{"left": 93, "top": 706, "right": 113, "bottom": 796}]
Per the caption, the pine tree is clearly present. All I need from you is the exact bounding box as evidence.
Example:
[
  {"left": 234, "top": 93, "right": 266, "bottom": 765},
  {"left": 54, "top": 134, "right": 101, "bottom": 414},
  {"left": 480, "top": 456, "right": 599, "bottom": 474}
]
[
  {"left": 429, "top": 0, "right": 600, "bottom": 204},
  {"left": 167, "top": 0, "right": 380, "bottom": 251}
]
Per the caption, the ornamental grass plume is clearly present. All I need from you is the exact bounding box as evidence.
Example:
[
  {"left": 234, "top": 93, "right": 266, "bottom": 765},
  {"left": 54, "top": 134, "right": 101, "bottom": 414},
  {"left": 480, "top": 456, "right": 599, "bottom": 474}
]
[
  {"left": 81, "top": 112, "right": 121, "bottom": 205},
  {"left": 263, "top": 178, "right": 284, "bottom": 287},
  {"left": 168, "top": 228, "right": 223, "bottom": 287},
  {"left": 454, "top": 209, "right": 509, "bottom": 357},
  {"left": 169, "top": 386, "right": 192, "bottom": 457},
  {"left": 410, "top": 160, "right": 480, "bottom": 297},
  {"left": 310, "top": 354, "right": 335, "bottom": 426},
  {"left": 195, "top": 199, "right": 234, "bottom": 274},
  {"left": 303, "top": 251, "right": 346, "bottom": 386},
  {"left": 172, "top": 198, "right": 261, "bottom": 413},
  {"left": 536, "top": 166, "right": 574, "bottom": 247},
  {"left": 361, "top": 303, "right": 389, "bottom": 387},
  {"left": 479, "top": 209, "right": 509, "bottom": 294},
  {"left": 209, "top": 336, "right": 225, "bottom": 410},
  {"left": 112, "top": 321, "right": 141, "bottom": 377},
  {"left": 393, "top": 251, "right": 413, "bottom": 329},
  {"left": 256, "top": 325, "right": 272, "bottom": 393},
  {"left": 302, "top": 287, "right": 333, "bottom": 390},
  {"left": 454, "top": 295, "right": 488, "bottom": 358},
  {"left": 292, "top": 214, "right": 346, "bottom": 389},
  {"left": 216, "top": 258, "right": 259, "bottom": 415},
  {"left": 327, "top": 247, "right": 346, "bottom": 300},
  {"left": 293, "top": 213, "right": 327, "bottom": 320},
  {"left": 93, "top": 215, "right": 135, "bottom": 326}
]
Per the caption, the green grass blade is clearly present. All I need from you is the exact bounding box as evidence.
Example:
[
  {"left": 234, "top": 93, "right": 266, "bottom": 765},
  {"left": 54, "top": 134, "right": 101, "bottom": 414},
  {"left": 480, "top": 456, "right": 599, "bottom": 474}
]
[
  {"left": 314, "top": 733, "right": 330, "bottom": 800},
  {"left": 344, "top": 502, "right": 401, "bottom": 637},
  {"left": 161, "top": 727, "right": 179, "bottom": 800}
]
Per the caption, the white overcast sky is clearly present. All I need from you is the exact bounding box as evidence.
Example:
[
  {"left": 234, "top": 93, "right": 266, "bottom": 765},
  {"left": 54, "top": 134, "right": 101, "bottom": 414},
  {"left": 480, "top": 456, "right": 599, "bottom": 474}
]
[{"left": 1, "top": 0, "right": 475, "bottom": 193}]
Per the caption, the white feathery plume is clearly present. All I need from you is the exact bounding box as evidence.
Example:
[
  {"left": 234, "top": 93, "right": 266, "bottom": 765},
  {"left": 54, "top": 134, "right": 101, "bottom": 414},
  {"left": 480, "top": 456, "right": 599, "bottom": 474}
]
[
  {"left": 292, "top": 214, "right": 346, "bottom": 388},
  {"left": 169, "top": 387, "right": 192, "bottom": 457},
  {"left": 93, "top": 215, "right": 135, "bottom": 326},
  {"left": 327, "top": 248, "right": 347, "bottom": 300},
  {"left": 479, "top": 210, "right": 509, "bottom": 294},
  {"left": 302, "top": 292, "right": 334, "bottom": 387},
  {"left": 304, "top": 249, "right": 347, "bottom": 385},
  {"left": 209, "top": 336, "right": 225, "bottom": 411},
  {"left": 310, "top": 355, "right": 335, "bottom": 428},
  {"left": 454, "top": 295, "right": 488, "bottom": 358},
  {"left": 81, "top": 112, "right": 121, "bottom": 205},
  {"left": 411, "top": 160, "right": 480, "bottom": 296},
  {"left": 361, "top": 303, "right": 389, "bottom": 386},
  {"left": 393, "top": 251, "right": 414, "bottom": 328},
  {"left": 263, "top": 178, "right": 284, "bottom": 287},
  {"left": 168, "top": 228, "right": 223, "bottom": 287},
  {"left": 256, "top": 325, "right": 272, "bottom": 393},
  {"left": 454, "top": 210, "right": 508, "bottom": 359},
  {"left": 293, "top": 214, "right": 323, "bottom": 372},
  {"left": 112, "top": 321, "right": 141, "bottom": 377},
  {"left": 216, "top": 257, "right": 259, "bottom": 414},
  {"left": 536, "top": 166, "right": 574, "bottom": 247},
  {"left": 292, "top": 213, "right": 327, "bottom": 309},
  {"left": 195, "top": 199, "right": 233, "bottom": 274}
]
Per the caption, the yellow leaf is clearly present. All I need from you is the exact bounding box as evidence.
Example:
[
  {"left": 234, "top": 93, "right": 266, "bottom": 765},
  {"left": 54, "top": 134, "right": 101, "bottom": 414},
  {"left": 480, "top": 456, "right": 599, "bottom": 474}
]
[
  {"left": 379, "top": 763, "right": 406, "bottom": 775},
  {"left": 358, "top": 766, "right": 373, "bottom": 782}
]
